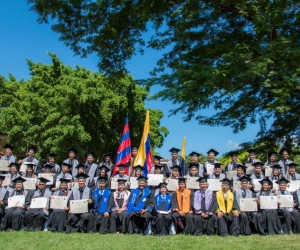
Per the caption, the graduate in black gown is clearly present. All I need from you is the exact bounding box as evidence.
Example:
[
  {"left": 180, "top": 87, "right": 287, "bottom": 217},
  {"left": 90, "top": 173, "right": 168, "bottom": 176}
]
[
  {"left": 275, "top": 177, "right": 300, "bottom": 234},
  {"left": 92, "top": 177, "right": 113, "bottom": 234},
  {"left": 0, "top": 176, "right": 8, "bottom": 228},
  {"left": 110, "top": 179, "right": 131, "bottom": 234},
  {"left": 257, "top": 178, "right": 281, "bottom": 235},
  {"left": 154, "top": 182, "right": 174, "bottom": 236},
  {"left": 215, "top": 178, "right": 240, "bottom": 237},
  {"left": 233, "top": 176, "right": 264, "bottom": 235},
  {"left": 3, "top": 177, "right": 31, "bottom": 231},
  {"left": 126, "top": 176, "right": 155, "bottom": 234},
  {"left": 292, "top": 186, "right": 300, "bottom": 233},
  {"left": 192, "top": 177, "right": 217, "bottom": 236},
  {"left": 48, "top": 178, "right": 72, "bottom": 232},
  {"left": 24, "top": 177, "right": 52, "bottom": 231},
  {"left": 66, "top": 173, "right": 94, "bottom": 233}
]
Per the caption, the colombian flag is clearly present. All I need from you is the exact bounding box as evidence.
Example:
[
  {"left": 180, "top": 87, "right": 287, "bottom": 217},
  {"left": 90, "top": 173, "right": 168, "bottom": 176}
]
[{"left": 133, "top": 110, "right": 153, "bottom": 176}]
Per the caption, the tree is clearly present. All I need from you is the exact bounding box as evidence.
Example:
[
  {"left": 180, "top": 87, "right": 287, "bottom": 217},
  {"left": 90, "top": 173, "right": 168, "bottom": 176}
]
[
  {"left": 27, "top": 0, "right": 300, "bottom": 151},
  {"left": 0, "top": 53, "right": 168, "bottom": 161}
]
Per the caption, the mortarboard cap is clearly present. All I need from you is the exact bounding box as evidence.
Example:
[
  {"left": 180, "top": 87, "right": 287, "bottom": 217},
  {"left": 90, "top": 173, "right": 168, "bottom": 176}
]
[
  {"left": 228, "top": 151, "right": 239, "bottom": 157},
  {"left": 8, "top": 162, "right": 19, "bottom": 169},
  {"left": 99, "top": 165, "right": 110, "bottom": 172},
  {"left": 189, "top": 151, "right": 200, "bottom": 157},
  {"left": 236, "top": 164, "right": 246, "bottom": 172},
  {"left": 252, "top": 162, "right": 263, "bottom": 168},
  {"left": 3, "top": 144, "right": 14, "bottom": 150},
  {"left": 207, "top": 148, "right": 219, "bottom": 156},
  {"left": 85, "top": 152, "right": 96, "bottom": 158},
  {"left": 134, "top": 165, "right": 145, "bottom": 171},
  {"left": 0, "top": 175, "right": 6, "bottom": 181},
  {"left": 220, "top": 178, "right": 231, "bottom": 186},
  {"left": 171, "top": 165, "right": 182, "bottom": 172},
  {"left": 157, "top": 182, "right": 168, "bottom": 189},
  {"left": 38, "top": 177, "right": 50, "bottom": 184},
  {"left": 276, "top": 177, "right": 290, "bottom": 185},
  {"left": 214, "top": 163, "right": 222, "bottom": 169},
  {"left": 76, "top": 173, "right": 89, "bottom": 179},
  {"left": 268, "top": 151, "right": 277, "bottom": 158},
  {"left": 188, "top": 163, "right": 199, "bottom": 169},
  {"left": 287, "top": 162, "right": 298, "bottom": 168},
  {"left": 102, "top": 152, "right": 111, "bottom": 158},
  {"left": 43, "top": 164, "right": 52, "bottom": 169},
  {"left": 117, "top": 164, "right": 126, "bottom": 170},
  {"left": 154, "top": 165, "right": 162, "bottom": 170},
  {"left": 27, "top": 146, "right": 38, "bottom": 153},
  {"left": 279, "top": 148, "right": 290, "bottom": 155},
  {"left": 62, "top": 162, "right": 72, "bottom": 168},
  {"left": 259, "top": 178, "right": 272, "bottom": 186},
  {"left": 97, "top": 177, "right": 107, "bottom": 183},
  {"left": 12, "top": 176, "right": 27, "bottom": 184},
  {"left": 75, "top": 164, "right": 85, "bottom": 169},
  {"left": 196, "top": 177, "right": 207, "bottom": 183},
  {"left": 117, "top": 179, "right": 126, "bottom": 185},
  {"left": 68, "top": 148, "right": 78, "bottom": 154},
  {"left": 154, "top": 155, "right": 163, "bottom": 160},
  {"left": 178, "top": 178, "right": 186, "bottom": 184},
  {"left": 131, "top": 145, "right": 139, "bottom": 151},
  {"left": 47, "top": 153, "right": 56, "bottom": 159},
  {"left": 169, "top": 147, "right": 180, "bottom": 153},
  {"left": 270, "top": 164, "right": 282, "bottom": 170},
  {"left": 59, "top": 178, "right": 72, "bottom": 184},
  {"left": 239, "top": 176, "right": 251, "bottom": 183},
  {"left": 247, "top": 149, "right": 256, "bottom": 154},
  {"left": 137, "top": 176, "right": 148, "bottom": 182}
]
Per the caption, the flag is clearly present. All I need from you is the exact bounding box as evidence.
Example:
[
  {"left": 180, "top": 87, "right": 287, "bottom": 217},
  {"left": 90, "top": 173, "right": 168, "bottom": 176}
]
[
  {"left": 113, "top": 117, "right": 131, "bottom": 175},
  {"left": 180, "top": 137, "right": 186, "bottom": 176},
  {"left": 134, "top": 110, "right": 153, "bottom": 176}
]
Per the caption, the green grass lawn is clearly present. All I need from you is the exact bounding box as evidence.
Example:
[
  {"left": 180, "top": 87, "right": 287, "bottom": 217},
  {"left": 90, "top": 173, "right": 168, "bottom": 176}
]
[{"left": 0, "top": 232, "right": 299, "bottom": 250}]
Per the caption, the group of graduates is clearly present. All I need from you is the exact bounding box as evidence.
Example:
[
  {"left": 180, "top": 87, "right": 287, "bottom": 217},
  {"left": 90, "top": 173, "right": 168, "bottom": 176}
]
[{"left": 0, "top": 144, "right": 300, "bottom": 237}]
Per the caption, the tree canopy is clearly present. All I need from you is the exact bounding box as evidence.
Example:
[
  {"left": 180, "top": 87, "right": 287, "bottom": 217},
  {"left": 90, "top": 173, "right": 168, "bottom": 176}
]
[
  {"left": 0, "top": 53, "right": 168, "bottom": 161},
  {"left": 27, "top": 0, "right": 300, "bottom": 152}
]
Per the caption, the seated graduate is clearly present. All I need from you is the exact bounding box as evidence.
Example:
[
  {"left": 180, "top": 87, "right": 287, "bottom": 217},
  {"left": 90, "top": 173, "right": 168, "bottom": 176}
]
[
  {"left": 111, "top": 179, "right": 131, "bottom": 234},
  {"left": 94, "top": 165, "right": 111, "bottom": 190},
  {"left": 56, "top": 162, "right": 73, "bottom": 180},
  {"left": 113, "top": 164, "right": 130, "bottom": 182},
  {"left": 0, "top": 176, "right": 8, "bottom": 228},
  {"left": 275, "top": 177, "right": 300, "bottom": 234},
  {"left": 48, "top": 178, "right": 72, "bottom": 233},
  {"left": 3, "top": 177, "right": 31, "bottom": 231},
  {"left": 42, "top": 164, "right": 56, "bottom": 192},
  {"left": 92, "top": 177, "right": 113, "bottom": 234},
  {"left": 286, "top": 163, "right": 300, "bottom": 181},
  {"left": 292, "top": 183, "right": 300, "bottom": 233},
  {"left": 208, "top": 163, "right": 225, "bottom": 180},
  {"left": 192, "top": 177, "right": 217, "bottom": 236},
  {"left": 126, "top": 175, "right": 155, "bottom": 234},
  {"left": 24, "top": 177, "right": 52, "bottom": 231},
  {"left": 154, "top": 182, "right": 173, "bottom": 236},
  {"left": 66, "top": 173, "right": 94, "bottom": 234},
  {"left": 268, "top": 164, "right": 283, "bottom": 182},
  {"left": 256, "top": 178, "right": 281, "bottom": 235},
  {"left": 76, "top": 164, "right": 95, "bottom": 190},
  {"left": 234, "top": 176, "right": 264, "bottom": 235},
  {"left": 232, "top": 164, "right": 246, "bottom": 182},
  {"left": 215, "top": 178, "right": 240, "bottom": 237},
  {"left": 7, "top": 163, "right": 21, "bottom": 190},
  {"left": 172, "top": 178, "right": 193, "bottom": 234},
  {"left": 44, "top": 153, "right": 61, "bottom": 177}
]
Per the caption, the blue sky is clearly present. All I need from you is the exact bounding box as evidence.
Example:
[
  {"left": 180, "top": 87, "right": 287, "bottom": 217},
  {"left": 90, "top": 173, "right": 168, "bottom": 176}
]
[{"left": 0, "top": 1, "right": 261, "bottom": 158}]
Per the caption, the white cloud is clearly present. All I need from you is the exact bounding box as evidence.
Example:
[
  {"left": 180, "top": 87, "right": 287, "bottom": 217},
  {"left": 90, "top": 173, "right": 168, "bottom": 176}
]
[{"left": 226, "top": 140, "right": 239, "bottom": 150}]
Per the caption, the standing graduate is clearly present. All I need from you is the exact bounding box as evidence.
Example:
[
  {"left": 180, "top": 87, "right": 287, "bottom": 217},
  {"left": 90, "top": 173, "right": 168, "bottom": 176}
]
[
  {"left": 256, "top": 178, "right": 281, "bottom": 235},
  {"left": 20, "top": 146, "right": 40, "bottom": 175},
  {"left": 24, "top": 177, "right": 51, "bottom": 231},
  {"left": 150, "top": 156, "right": 169, "bottom": 178},
  {"left": 244, "top": 149, "right": 260, "bottom": 165},
  {"left": 172, "top": 178, "right": 193, "bottom": 234},
  {"left": 215, "top": 178, "right": 240, "bottom": 237},
  {"left": 62, "top": 148, "right": 79, "bottom": 177},
  {"left": 166, "top": 148, "right": 181, "bottom": 176},
  {"left": 0, "top": 144, "right": 16, "bottom": 163},
  {"left": 234, "top": 176, "right": 264, "bottom": 235},
  {"left": 66, "top": 173, "right": 94, "bottom": 234},
  {"left": 292, "top": 186, "right": 300, "bottom": 233},
  {"left": 225, "top": 152, "right": 241, "bottom": 172},
  {"left": 126, "top": 176, "right": 155, "bottom": 234},
  {"left": 250, "top": 162, "right": 265, "bottom": 180},
  {"left": 111, "top": 179, "right": 131, "bottom": 234},
  {"left": 275, "top": 177, "right": 299, "bottom": 234},
  {"left": 45, "top": 153, "right": 61, "bottom": 176},
  {"left": 154, "top": 182, "right": 173, "bottom": 236},
  {"left": 0, "top": 176, "right": 8, "bottom": 228},
  {"left": 192, "top": 177, "right": 217, "bottom": 236},
  {"left": 3, "top": 177, "right": 31, "bottom": 231},
  {"left": 203, "top": 149, "right": 220, "bottom": 177},
  {"left": 93, "top": 177, "right": 113, "bottom": 234},
  {"left": 208, "top": 163, "right": 225, "bottom": 180},
  {"left": 278, "top": 148, "right": 293, "bottom": 177},
  {"left": 97, "top": 153, "right": 114, "bottom": 178},
  {"left": 48, "top": 178, "right": 72, "bottom": 233},
  {"left": 83, "top": 152, "right": 98, "bottom": 183}
]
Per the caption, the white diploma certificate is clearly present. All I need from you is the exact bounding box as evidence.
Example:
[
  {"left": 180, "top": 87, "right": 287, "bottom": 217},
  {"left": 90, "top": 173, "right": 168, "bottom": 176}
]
[
  {"left": 226, "top": 171, "right": 236, "bottom": 180},
  {"left": 38, "top": 173, "right": 53, "bottom": 185},
  {"left": 239, "top": 198, "right": 258, "bottom": 212},
  {"left": 147, "top": 174, "right": 164, "bottom": 186},
  {"left": 23, "top": 178, "right": 37, "bottom": 190},
  {"left": 245, "top": 164, "right": 255, "bottom": 175},
  {"left": 277, "top": 195, "right": 293, "bottom": 208},
  {"left": 253, "top": 179, "right": 262, "bottom": 191},
  {"left": 70, "top": 199, "right": 88, "bottom": 214},
  {"left": 206, "top": 164, "right": 214, "bottom": 175},
  {"left": 20, "top": 162, "right": 34, "bottom": 173},
  {"left": 110, "top": 178, "right": 119, "bottom": 190},
  {"left": 158, "top": 211, "right": 169, "bottom": 214},
  {"left": 260, "top": 196, "right": 278, "bottom": 209},
  {"left": 233, "top": 181, "right": 241, "bottom": 190},
  {"left": 264, "top": 166, "right": 273, "bottom": 177},
  {"left": 30, "top": 197, "right": 48, "bottom": 209},
  {"left": 287, "top": 181, "right": 300, "bottom": 192},
  {"left": 0, "top": 160, "right": 10, "bottom": 171},
  {"left": 166, "top": 179, "right": 178, "bottom": 192},
  {"left": 207, "top": 179, "right": 222, "bottom": 191},
  {"left": 186, "top": 177, "right": 199, "bottom": 190},
  {"left": 0, "top": 174, "right": 10, "bottom": 186},
  {"left": 129, "top": 177, "right": 138, "bottom": 189},
  {"left": 8, "top": 195, "right": 25, "bottom": 208},
  {"left": 50, "top": 196, "right": 68, "bottom": 210}
]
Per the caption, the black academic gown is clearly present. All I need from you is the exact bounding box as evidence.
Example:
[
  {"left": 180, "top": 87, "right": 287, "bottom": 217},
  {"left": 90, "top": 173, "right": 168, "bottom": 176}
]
[
  {"left": 292, "top": 189, "right": 300, "bottom": 233},
  {"left": 0, "top": 186, "right": 8, "bottom": 228},
  {"left": 3, "top": 189, "right": 31, "bottom": 231},
  {"left": 192, "top": 189, "right": 218, "bottom": 236},
  {"left": 48, "top": 190, "right": 72, "bottom": 232},
  {"left": 66, "top": 186, "right": 94, "bottom": 233},
  {"left": 24, "top": 188, "right": 51, "bottom": 231},
  {"left": 126, "top": 188, "right": 155, "bottom": 234}
]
